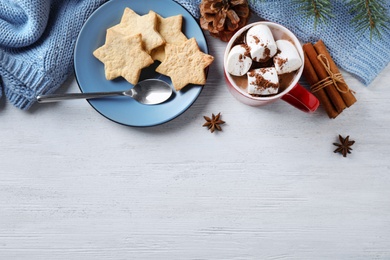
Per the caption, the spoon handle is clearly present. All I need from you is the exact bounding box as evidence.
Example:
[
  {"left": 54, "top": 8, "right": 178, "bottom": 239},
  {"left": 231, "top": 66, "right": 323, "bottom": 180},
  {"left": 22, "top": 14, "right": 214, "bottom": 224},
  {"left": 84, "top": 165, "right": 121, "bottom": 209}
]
[{"left": 36, "top": 91, "right": 126, "bottom": 103}]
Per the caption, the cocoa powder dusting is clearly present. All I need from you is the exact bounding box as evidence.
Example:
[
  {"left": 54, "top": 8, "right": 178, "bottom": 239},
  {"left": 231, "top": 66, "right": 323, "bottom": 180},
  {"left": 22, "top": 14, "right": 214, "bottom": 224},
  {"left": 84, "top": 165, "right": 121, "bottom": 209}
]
[
  {"left": 264, "top": 47, "right": 270, "bottom": 57},
  {"left": 255, "top": 47, "right": 271, "bottom": 63},
  {"left": 249, "top": 70, "right": 279, "bottom": 91},
  {"left": 241, "top": 44, "right": 251, "bottom": 57},
  {"left": 275, "top": 57, "right": 288, "bottom": 67}
]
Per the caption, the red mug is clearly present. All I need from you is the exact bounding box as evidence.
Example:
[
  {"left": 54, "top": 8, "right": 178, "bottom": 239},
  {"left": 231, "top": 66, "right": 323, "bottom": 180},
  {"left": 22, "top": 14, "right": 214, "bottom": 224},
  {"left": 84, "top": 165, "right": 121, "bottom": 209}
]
[{"left": 224, "top": 21, "right": 319, "bottom": 113}]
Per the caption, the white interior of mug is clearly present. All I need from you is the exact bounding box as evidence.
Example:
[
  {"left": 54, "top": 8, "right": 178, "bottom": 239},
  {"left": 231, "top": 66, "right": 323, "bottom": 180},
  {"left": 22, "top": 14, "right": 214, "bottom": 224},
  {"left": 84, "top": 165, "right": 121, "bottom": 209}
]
[{"left": 223, "top": 21, "right": 304, "bottom": 101}]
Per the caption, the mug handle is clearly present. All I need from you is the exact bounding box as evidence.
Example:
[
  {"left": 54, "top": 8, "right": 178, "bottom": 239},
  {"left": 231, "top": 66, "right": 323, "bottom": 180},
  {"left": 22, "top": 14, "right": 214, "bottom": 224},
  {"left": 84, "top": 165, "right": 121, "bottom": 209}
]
[{"left": 281, "top": 83, "right": 319, "bottom": 113}]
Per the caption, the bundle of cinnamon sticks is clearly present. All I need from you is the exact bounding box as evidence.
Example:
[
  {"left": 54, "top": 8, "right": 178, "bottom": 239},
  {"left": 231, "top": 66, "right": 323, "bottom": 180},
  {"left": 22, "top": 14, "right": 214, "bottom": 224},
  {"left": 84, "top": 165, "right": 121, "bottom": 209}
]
[{"left": 302, "top": 40, "right": 356, "bottom": 118}]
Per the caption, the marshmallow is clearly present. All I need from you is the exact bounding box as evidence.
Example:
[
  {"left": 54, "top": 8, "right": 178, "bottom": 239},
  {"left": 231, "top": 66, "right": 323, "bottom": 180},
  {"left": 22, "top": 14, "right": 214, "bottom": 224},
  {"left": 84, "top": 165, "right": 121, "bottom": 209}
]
[
  {"left": 273, "top": 40, "right": 302, "bottom": 74},
  {"left": 247, "top": 67, "right": 279, "bottom": 95},
  {"left": 246, "top": 24, "right": 277, "bottom": 62},
  {"left": 226, "top": 44, "right": 253, "bottom": 76}
]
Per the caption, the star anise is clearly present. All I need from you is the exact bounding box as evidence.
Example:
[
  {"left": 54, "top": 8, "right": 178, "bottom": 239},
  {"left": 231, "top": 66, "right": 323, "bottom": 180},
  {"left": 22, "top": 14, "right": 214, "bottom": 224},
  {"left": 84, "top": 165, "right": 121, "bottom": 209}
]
[
  {"left": 333, "top": 135, "right": 355, "bottom": 157},
  {"left": 203, "top": 112, "right": 225, "bottom": 133}
]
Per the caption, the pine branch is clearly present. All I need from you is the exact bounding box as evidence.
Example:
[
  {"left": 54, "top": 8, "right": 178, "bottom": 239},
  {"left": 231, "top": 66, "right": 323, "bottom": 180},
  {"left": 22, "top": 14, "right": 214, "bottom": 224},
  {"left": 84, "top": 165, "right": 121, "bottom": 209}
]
[
  {"left": 293, "top": 0, "right": 334, "bottom": 28},
  {"left": 347, "top": 0, "right": 389, "bottom": 39},
  {"left": 249, "top": 0, "right": 389, "bottom": 39}
]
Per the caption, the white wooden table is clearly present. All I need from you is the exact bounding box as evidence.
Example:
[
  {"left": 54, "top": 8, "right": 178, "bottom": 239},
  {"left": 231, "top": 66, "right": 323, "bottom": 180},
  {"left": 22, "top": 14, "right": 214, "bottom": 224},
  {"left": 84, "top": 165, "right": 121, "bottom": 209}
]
[{"left": 1, "top": 20, "right": 390, "bottom": 259}]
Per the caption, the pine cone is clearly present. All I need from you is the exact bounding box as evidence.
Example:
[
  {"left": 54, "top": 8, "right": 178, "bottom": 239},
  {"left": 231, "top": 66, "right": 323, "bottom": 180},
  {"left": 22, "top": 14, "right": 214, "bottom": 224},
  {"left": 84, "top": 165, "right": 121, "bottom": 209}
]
[{"left": 200, "top": 0, "right": 250, "bottom": 42}]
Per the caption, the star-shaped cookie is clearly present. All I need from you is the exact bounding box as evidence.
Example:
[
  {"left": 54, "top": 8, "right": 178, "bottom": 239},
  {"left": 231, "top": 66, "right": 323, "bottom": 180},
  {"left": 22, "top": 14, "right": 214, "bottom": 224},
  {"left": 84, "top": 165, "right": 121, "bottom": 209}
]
[
  {"left": 151, "top": 12, "right": 188, "bottom": 62},
  {"left": 110, "top": 8, "right": 165, "bottom": 54},
  {"left": 156, "top": 38, "right": 214, "bottom": 91},
  {"left": 93, "top": 29, "right": 153, "bottom": 85}
]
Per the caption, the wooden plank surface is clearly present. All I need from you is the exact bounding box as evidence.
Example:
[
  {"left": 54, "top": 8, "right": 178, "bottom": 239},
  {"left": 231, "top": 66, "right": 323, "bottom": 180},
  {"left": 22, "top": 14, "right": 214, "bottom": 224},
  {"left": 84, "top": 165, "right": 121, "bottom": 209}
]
[{"left": 1, "top": 18, "right": 390, "bottom": 260}]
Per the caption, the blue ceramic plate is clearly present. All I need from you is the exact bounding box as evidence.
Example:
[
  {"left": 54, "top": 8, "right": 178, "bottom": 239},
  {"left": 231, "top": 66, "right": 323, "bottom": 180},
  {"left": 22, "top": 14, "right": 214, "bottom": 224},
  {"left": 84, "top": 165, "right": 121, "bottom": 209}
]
[{"left": 74, "top": 0, "right": 208, "bottom": 126}]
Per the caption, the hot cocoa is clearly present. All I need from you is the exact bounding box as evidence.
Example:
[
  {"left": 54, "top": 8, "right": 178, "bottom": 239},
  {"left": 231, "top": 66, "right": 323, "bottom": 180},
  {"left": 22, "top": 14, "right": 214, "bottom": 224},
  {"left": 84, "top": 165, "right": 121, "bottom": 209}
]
[{"left": 226, "top": 24, "right": 302, "bottom": 96}]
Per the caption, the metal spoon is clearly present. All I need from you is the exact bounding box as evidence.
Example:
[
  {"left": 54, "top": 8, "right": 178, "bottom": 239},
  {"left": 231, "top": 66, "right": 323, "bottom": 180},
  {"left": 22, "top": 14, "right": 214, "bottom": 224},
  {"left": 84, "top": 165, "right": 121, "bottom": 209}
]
[{"left": 36, "top": 79, "right": 173, "bottom": 105}]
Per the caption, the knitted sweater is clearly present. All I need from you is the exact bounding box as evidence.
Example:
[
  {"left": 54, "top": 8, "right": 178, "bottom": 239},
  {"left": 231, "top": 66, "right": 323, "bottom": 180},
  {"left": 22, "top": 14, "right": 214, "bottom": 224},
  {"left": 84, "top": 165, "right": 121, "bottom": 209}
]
[
  {"left": 1, "top": 0, "right": 389, "bottom": 110},
  {"left": 176, "top": 0, "right": 390, "bottom": 86},
  {"left": 0, "top": 0, "right": 106, "bottom": 110}
]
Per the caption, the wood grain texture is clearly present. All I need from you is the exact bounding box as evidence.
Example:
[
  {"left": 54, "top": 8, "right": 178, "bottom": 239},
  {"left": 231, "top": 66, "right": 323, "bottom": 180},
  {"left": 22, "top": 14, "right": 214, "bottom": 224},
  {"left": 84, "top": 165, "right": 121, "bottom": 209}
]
[{"left": 1, "top": 17, "right": 390, "bottom": 260}]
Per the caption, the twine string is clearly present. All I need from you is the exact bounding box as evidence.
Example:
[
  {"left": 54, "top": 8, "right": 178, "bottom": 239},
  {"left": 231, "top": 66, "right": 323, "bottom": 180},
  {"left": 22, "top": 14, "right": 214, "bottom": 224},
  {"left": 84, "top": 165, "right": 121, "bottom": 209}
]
[{"left": 310, "top": 54, "right": 351, "bottom": 94}]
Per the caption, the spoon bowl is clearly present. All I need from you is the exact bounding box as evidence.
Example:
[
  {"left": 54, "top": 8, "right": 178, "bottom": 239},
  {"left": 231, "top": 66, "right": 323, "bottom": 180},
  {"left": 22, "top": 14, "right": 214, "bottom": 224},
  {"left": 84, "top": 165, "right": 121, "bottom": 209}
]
[{"left": 36, "top": 79, "right": 173, "bottom": 105}]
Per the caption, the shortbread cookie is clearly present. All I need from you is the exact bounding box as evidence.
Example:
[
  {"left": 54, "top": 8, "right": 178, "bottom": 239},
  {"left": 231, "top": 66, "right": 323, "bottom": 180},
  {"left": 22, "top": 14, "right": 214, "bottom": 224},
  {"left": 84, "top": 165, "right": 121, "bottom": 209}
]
[
  {"left": 93, "top": 29, "right": 153, "bottom": 85},
  {"left": 151, "top": 12, "right": 188, "bottom": 62},
  {"left": 110, "top": 8, "right": 165, "bottom": 54},
  {"left": 156, "top": 38, "right": 214, "bottom": 91}
]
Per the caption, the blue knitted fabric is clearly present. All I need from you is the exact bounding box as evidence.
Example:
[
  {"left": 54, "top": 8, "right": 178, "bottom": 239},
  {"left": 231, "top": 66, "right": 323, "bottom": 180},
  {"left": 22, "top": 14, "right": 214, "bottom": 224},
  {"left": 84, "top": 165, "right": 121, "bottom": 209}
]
[
  {"left": 0, "top": 0, "right": 106, "bottom": 110},
  {"left": 1, "top": 0, "right": 388, "bottom": 110},
  {"left": 175, "top": 0, "right": 390, "bottom": 86}
]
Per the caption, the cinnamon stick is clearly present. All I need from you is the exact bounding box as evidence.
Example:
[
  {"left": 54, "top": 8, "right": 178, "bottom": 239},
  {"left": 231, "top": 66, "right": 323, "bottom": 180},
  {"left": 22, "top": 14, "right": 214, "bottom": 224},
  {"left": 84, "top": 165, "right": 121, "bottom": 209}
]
[
  {"left": 302, "top": 53, "right": 339, "bottom": 118},
  {"left": 303, "top": 43, "right": 347, "bottom": 113},
  {"left": 313, "top": 40, "right": 357, "bottom": 107}
]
